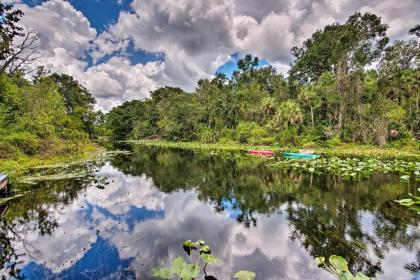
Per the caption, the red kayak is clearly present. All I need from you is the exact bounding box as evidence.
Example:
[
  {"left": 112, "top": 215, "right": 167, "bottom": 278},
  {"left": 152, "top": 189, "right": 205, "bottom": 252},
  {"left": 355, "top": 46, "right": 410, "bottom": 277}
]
[{"left": 248, "top": 150, "right": 275, "bottom": 156}]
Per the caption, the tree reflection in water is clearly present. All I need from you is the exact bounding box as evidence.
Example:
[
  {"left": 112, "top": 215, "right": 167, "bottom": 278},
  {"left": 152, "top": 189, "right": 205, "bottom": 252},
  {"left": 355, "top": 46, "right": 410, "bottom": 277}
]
[{"left": 0, "top": 146, "right": 418, "bottom": 279}]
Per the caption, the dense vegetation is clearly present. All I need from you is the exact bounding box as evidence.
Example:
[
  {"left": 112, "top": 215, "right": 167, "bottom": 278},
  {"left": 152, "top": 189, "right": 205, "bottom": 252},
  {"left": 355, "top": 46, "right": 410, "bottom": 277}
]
[
  {"left": 0, "top": 3, "right": 101, "bottom": 161},
  {"left": 107, "top": 12, "right": 419, "bottom": 150}
]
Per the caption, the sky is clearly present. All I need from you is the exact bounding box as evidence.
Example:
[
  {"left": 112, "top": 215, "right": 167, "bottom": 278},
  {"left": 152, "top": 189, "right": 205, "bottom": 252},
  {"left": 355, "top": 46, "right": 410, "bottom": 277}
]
[{"left": 10, "top": 0, "right": 420, "bottom": 111}]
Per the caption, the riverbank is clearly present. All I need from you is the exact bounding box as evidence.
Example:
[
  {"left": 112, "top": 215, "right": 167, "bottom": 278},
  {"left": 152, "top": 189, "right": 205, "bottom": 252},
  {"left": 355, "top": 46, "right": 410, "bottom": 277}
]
[
  {"left": 127, "top": 140, "right": 420, "bottom": 161},
  {"left": 0, "top": 143, "right": 104, "bottom": 181}
]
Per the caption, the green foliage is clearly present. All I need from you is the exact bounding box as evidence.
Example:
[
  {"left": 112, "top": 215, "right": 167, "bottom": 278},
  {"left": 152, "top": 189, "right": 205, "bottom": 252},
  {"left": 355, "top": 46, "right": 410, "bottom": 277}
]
[
  {"left": 271, "top": 157, "right": 420, "bottom": 181},
  {"left": 0, "top": 73, "right": 97, "bottom": 159},
  {"left": 277, "top": 127, "right": 300, "bottom": 146},
  {"left": 233, "top": 271, "right": 256, "bottom": 280},
  {"left": 152, "top": 240, "right": 253, "bottom": 280},
  {"left": 236, "top": 122, "right": 272, "bottom": 145},
  {"left": 3, "top": 131, "right": 41, "bottom": 155},
  {"left": 395, "top": 188, "right": 420, "bottom": 213},
  {"left": 316, "top": 255, "right": 371, "bottom": 280}
]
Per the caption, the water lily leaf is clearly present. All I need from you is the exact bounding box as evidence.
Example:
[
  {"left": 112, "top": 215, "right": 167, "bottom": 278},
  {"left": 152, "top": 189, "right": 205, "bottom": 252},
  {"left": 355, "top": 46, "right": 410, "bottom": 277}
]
[
  {"left": 315, "top": 256, "right": 325, "bottom": 266},
  {"left": 198, "top": 239, "right": 206, "bottom": 246},
  {"left": 201, "top": 253, "right": 220, "bottom": 264},
  {"left": 234, "top": 271, "right": 256, "bottom": 280},
  {"left": 200, "top": 245, "right": 211, "bottom": 254},
  {"left": 170, "top": 256, "right": 187, "bottom": 274},
  {"left": 152, "top": 267, "right": 173, "bottom": 279},
  {"left": 329, "top": 255, "right": 348, "bottom": 273},
  {"left": 395, "top": 199, "right": 415, "bottom": 206},
  {"left": 355, "top": 272, "right": 370, "bottom": 280},
  {"left": 339, "top": 271, "right": 355, "bottom": 280},
  {"left": 183, "top": 240, "right": 197, "bottom": 255},
  {"left": 400, "top": 175, "right": 410, "bottom": 181},
  {"left": 179, "top": 263, "right": 200, "bottom": 280}
]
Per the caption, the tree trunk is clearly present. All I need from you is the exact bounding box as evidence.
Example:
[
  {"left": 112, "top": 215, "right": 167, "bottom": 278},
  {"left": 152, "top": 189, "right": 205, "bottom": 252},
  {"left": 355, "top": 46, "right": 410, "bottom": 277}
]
[
  {"left": 336, "top": 57, "right": 348, "bottom": 132},
  {"left": 310, "top": 106, "right": 315, "bottom": 128},
  {"left": 376, "top": 118, "right": 388, "bottom": 147}
]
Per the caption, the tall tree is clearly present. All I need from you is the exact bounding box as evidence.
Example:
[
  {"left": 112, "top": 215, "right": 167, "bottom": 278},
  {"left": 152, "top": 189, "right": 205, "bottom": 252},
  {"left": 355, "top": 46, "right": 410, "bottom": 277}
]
[{"left": 290, "top": 12, "right": 389, "bottom": 132}]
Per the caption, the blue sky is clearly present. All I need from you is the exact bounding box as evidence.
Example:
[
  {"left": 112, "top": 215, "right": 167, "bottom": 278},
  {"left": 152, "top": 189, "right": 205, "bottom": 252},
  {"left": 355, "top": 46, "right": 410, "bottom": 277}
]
[{"left": 22, "top": 0, "right": 132, "bottom": 32}]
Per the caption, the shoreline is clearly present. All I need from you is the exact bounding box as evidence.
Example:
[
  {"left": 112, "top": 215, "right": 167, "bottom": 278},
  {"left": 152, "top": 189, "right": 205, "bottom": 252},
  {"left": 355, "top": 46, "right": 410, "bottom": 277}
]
[
  {"left": 0, "top": 143, "right": 104, "bottom": 182},
  {"left": 127, "top": 140, "right": 420, "bottom": 161}
]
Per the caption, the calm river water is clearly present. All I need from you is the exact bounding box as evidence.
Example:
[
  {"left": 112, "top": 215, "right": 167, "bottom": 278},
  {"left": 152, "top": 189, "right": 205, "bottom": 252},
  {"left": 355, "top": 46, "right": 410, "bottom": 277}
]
[{"left": 1, "top": 146, "right": 419, "bottom": 279}]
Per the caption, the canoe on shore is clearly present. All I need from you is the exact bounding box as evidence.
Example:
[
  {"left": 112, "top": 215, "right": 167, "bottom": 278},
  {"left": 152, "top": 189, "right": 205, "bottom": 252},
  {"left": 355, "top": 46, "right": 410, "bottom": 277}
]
[
  {"left": 248, "top": 150, "right": 275, "bottom": 156},
  {"left": 283, "top": 152, "right": 320, "bottom": 159},
  {"left": 0, "top": 174, "right": 8, "bottom": 191}
]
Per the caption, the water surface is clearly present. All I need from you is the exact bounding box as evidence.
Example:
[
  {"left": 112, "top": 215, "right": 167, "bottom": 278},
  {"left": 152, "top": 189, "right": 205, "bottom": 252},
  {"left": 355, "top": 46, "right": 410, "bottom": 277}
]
[{"left": 1, "top": 146, "right": 419, "bottom": 279}]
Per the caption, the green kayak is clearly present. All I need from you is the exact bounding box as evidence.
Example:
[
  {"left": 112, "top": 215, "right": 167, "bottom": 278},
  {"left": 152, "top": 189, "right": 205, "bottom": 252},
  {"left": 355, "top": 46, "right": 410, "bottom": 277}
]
[{"left": 283, "top": 152, "right": 320, "bottom": 159}]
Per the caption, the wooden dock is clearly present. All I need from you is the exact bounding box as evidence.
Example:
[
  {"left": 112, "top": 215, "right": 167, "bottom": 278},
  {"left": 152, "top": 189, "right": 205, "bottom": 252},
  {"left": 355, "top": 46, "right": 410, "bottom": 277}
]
[{"left": 0, "top": 174, "right": 8, "bottom": 191}]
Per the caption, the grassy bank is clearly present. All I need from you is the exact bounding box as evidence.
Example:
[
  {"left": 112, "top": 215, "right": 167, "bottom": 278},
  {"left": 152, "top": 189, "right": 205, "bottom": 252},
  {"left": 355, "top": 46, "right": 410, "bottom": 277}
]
[
  {"left": 0, "top": 143, "right": 104, "bottom": 181},
  {"left": 127, "top": 140, "right": 420, "bottom": 161}
]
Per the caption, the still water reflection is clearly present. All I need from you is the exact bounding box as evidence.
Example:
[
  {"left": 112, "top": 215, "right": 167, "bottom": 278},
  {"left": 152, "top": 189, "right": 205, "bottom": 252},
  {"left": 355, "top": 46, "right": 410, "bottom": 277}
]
[{"left": 1, "top": 146, "right": 419, "bottom": 279}]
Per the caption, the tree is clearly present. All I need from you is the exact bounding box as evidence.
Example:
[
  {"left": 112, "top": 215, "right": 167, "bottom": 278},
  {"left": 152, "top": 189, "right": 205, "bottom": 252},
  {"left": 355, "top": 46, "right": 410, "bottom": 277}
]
[
  {"left": 0, "top": 3, "right": 40, "bottom": 75},
  {"left": 298, "top": 87, "right": 321, "bottom": 128},
  {"left": 274, "top": 100, "right": 303, "bottom": 129},
  {"left": 409, "top": 24, "right": 420, "bottom": 37},
  {"left": 290, "top": 12, "right": 388, "bottom": 131},
  {"left": 48, "top": 73, "right": 97, "bottom": 136}
]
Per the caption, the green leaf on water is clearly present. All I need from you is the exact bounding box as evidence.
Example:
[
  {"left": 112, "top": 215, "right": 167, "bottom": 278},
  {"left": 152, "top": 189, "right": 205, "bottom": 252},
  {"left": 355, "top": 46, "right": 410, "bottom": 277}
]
[
  {"left": 179, "top": 263, "right": 200, "bottom": 280},
  {"left": 183, "top": 240, "right": 197, "bottom": 255},
  {"left": 200, "top": 245, "right": 211, "bottom": 254},
  {"left": 201, "top": 253, "right": 220, "bottom": 264},
  {"left": 400, "top": 175, "right": 410, "bottom": 181},
  {"left": 152, "top": 267, "right": 173, "bottom": 279},
  {"left": 355, "top": 272, "right": 370, "bottom": 280},
  {"left": 315, "top": 256, "right": 325, "bottom": 266},
  {"left": 329, "top": 255, "right": 348, "bottom": 273},
  {"left": 339, "top": 271, "right": 355, "bottom": 280},
  {"left": 395, "top": 199, "right": 415, "bottom": 206},
  {"left": 234, "top": 271, "right": 256, "bottom": 280},
  {"left": 170, "top": 256, "right": 187, "bottom": 274}
]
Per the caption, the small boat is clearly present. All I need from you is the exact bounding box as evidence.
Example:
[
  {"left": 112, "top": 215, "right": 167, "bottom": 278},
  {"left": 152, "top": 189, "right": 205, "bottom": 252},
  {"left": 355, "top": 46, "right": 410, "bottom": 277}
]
[
  {"left": 248, "top": 150, "right": 275, "bottom": 156},
  {"left": 0, "top": 174, "right": 8, "bottom": 191},
  {"left": 283, "top": 152, "right": 320, "bottom": 159}
]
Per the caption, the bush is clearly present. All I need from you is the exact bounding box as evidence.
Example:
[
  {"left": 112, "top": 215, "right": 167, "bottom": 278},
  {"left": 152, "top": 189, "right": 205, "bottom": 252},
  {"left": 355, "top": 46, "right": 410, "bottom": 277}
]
[
  {"left": 3, "top": 132, "right": 42, "bottom": 155},
  {"left": 277, "top": 127, "right": 300, "bottom": 146},
  {"left": 0, "top": 140, "right": 18, "bottom": 159},
  {"left": 388, "top": 132, "right": 418, "bottom": 149},
  {"left": 60, "top": 128, "right": 89, "bottom": 142},
  {"left": 327, "top": 135, "right": 343, "bottom": 147},
  {"left": 218, "top": 128, "right": 237, "bottom": 144},
  {"left": 236, "top": 122, "right": 270, "bottom": 145},
  {"left": 198, "top": 125, "right": 217, "bottom": 143}
]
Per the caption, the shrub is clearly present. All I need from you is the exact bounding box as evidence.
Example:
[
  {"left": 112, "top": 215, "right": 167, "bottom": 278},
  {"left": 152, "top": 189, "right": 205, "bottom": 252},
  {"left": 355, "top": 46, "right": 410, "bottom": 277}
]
[
  {"left": 327, "top": 135, "right": 343, "bottom": 147},
  {"left": 4, "top": 132, "right": 42, "bottom": 155},
  {"left": 277, "top": 127, "right": 300, "bottom": 146},
  {"left": 198, "top": 125, "right": 217, "bottom": 143},
  {"left": 59, "top": 128, "right": 89, "bottom": 142},
  {"left": 0, "top": 140, "right": 18, "bottom": 159},
  {"left": 218, "top": 128, "right": 237, "bottom": 144},
  {"left": 236, "top": 122, "right": 270, "bottom": 144}
]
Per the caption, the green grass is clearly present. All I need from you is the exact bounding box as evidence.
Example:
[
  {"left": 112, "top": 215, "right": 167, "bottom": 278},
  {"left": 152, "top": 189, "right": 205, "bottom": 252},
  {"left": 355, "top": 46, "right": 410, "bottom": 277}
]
[{"left": 127, "top": 140, "right": 420, "bottom": 161}]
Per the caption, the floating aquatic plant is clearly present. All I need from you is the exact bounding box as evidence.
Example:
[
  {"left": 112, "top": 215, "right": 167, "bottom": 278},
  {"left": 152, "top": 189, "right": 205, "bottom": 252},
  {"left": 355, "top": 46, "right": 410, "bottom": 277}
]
[
  {"left": 152, "top": 240, "right": 255, "bottom": 280},
  {"left": 270, "top": 157, "right": 420, "bottom": 181},
  {"left": 395, "top": 189, "right": 420, "bottom": 213},
  {"left": 315, "top": 255, "right": 370, "bottom": 280}
]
